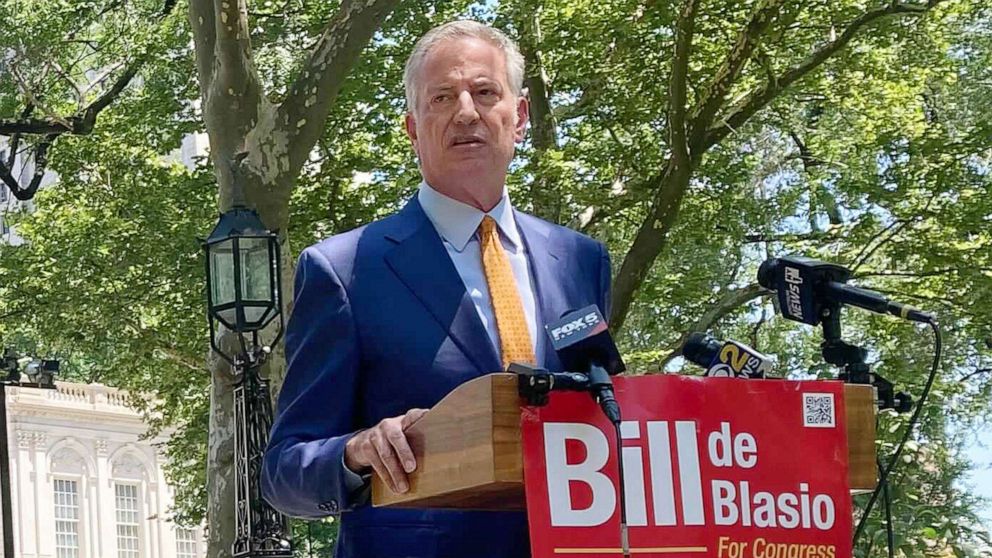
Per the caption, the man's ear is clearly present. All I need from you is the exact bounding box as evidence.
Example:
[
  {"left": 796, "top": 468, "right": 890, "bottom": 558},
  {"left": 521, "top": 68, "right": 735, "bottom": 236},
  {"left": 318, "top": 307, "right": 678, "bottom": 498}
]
[
  {"left": 514, "top": 94, "right": 530, "bottom": 143},
  {"left": 404, "top": 112, "right": 419, "bottom": 154}
]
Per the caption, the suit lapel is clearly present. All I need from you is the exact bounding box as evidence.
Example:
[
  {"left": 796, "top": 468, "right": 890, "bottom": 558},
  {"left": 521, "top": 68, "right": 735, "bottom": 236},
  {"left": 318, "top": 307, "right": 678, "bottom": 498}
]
[
  {"left": 384, "top": 199, "right": 501, "bottom": 375},
  {"left": 515, "top": 211, "right": 566, "bottom": 372}
]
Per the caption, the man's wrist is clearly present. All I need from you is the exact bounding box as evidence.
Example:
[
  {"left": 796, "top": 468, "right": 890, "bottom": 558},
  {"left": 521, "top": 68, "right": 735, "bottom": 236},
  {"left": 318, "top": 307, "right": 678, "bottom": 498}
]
[
  {"left": 344, "top": 430, "right": 370, "bottom": 475},
  {"left": 342, "top": 431, "right": 371, "bottom": 494}
]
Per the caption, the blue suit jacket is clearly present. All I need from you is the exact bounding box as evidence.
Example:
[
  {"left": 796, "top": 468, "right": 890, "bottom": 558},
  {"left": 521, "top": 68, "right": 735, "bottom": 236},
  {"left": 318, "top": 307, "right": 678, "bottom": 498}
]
[{"left": 262, "top": 196, "right": 611, "bottom": 558}]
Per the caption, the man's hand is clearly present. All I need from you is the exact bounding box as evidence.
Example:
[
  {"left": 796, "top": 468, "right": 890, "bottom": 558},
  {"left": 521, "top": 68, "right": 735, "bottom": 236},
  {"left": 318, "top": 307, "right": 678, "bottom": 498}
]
[{"left": 344, "top": 408, "right": 429, "bottom": 494}]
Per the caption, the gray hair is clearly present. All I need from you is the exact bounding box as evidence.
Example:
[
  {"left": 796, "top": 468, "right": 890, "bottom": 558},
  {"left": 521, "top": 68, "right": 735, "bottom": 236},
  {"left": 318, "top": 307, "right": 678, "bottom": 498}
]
[{"left": 403, "top": 20, "right": 525, "bottom": 113}]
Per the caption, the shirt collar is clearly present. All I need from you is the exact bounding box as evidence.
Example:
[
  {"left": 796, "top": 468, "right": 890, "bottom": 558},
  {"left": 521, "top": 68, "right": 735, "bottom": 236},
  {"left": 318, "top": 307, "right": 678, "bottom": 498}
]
[{"left": 417, "top": 181, "right": 522, "bottom": 252}]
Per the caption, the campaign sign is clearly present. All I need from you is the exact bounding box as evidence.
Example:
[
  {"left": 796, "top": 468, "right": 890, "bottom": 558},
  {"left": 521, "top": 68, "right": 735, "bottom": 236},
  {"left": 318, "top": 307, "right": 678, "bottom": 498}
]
[{"left": 521, "top": 375, "right": 852, "bottom": 558}]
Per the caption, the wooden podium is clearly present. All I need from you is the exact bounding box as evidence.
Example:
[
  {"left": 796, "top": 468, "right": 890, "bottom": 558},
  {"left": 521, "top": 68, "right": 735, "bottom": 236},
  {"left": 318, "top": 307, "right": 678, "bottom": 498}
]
[{"left": 372, "top": 374, "right": 877, "bottom": 509}]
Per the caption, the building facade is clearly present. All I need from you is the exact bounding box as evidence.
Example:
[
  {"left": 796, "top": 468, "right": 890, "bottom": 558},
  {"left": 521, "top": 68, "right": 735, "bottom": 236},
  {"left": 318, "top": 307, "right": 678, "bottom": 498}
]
[{"left": 3, "top": 381, "right": 202, "bottom": 558}]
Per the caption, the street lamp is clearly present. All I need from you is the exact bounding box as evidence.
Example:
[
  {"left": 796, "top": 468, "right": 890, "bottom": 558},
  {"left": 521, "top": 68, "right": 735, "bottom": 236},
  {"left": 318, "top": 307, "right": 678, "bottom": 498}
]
[
  {"left": 203, "top": 206, "right": 292, "bottom": 558},
  {"left": 24, "top": 359, "right": 58, "bottom": 388}
]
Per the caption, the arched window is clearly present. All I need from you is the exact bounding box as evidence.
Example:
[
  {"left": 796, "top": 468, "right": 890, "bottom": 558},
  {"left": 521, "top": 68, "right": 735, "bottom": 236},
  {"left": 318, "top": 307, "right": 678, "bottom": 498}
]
[
  {"left": 49, "top": 445, "right": 93, "bottom": 558},
  {"left": 110, "top": 452, "right": 147, "bottom": 558}
]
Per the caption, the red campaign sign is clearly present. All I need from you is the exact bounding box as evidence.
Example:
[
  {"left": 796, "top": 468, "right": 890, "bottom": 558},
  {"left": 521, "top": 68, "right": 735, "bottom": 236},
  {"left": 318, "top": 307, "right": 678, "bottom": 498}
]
[{"left": 521, "top": 375, "right": 852, "bottom": 558}]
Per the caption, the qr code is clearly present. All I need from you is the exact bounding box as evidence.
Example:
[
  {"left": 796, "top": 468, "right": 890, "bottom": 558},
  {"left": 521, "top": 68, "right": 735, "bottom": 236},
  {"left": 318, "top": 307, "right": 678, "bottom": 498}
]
[{"left": 803, "top": 393, "right": 835, "bottom": 428}]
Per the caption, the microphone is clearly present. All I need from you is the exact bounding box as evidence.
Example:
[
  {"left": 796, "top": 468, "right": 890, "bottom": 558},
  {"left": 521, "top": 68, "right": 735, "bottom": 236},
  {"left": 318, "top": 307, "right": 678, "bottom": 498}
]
[
  {"left": 510, "top": 362, "right": 593, "bottom": 406},
  {"left": 681, "top": 333, "right": 772, "bottom": 378},
  {"left": 545, "top": 305, "right": 625, "bottom": 425},
  {"left": 757, "top": 256, "right": 933, "bottom": 325},
  {"left": 544, "top": 306, "right": 631, "bottom": 558}
]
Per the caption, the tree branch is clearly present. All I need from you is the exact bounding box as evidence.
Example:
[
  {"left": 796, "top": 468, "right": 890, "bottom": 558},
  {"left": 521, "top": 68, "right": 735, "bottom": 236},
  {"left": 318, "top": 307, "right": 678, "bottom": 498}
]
[
  {"left": 271, "top": 0, "right": 402, "bottom": 181},
  {"left": 552, "top": 80, "right": 604, "bottom": 121},
  {"left": 853, "top": 268, "right": 991, "bottom": 279},
  {"left": 958, "top": 368, "right": 991, "bottom": 384},
  {"left": 657, "top": 283, "right": 767, "bottom": 369},
  {"left": 518, "top": 1, "right": 562, "bottom": 222},
  {"left": 789, "top": 130, "right": 824, "bottom": 171},
  {"left": 0, "top": 135, "right": 58, "bottom": 201},
  {"left": 211, "top": 0, "right": 259, "bottom": 99},
  {"left": 668, "top": 0, "right": 699, "bottom": 164},
  {"left": 0, "top": 0, "right": 177, "bottom": 200},
  {"left": 849, "top": 218, "right": 913, "bottom": 272},
  {"left": 0, "top": 0, "right": 178, "bottom": 137},
  {"left": 610, "top": 0, "right": 699, "bottom": 332},
  {"left": 743, "top": 230, "right": 838, "bottom": 243},
  {"left": 6, "top": 61, "right": 71, "bottom": 130},
  {"left": 156, "top": 346, "right": 210, "bottom": 375},
  {"left": 189, "top": 0, "right": 218, "bottom": 94},
  {"left": 0, "top": 51, "right": 148, "bottom": 197},
  {"left": 687, "top": 0, "right": 785, "bottom": 149},
  {"left": 703, "top": 1, "right": 943, "bottom": 149},
  {"left": 78, "top": 56, "right": 147, "bottom": 133},
  {"left": 4, "top": 104, "right": 34, "bottom": 169},
  {"left": 194, "top": 0, "right": 269, "bottom": 201}
]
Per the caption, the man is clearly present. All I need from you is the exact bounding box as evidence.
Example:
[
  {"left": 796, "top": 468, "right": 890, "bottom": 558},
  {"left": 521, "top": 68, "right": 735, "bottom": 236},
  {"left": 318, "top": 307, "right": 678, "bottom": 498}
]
[{"left": 262, "top": 20, "right": 611, "bottom": 558}]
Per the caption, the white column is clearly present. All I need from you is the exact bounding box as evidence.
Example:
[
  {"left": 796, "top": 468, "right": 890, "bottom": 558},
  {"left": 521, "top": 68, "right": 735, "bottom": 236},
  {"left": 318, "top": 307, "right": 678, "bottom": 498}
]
[
  {"left": 96, "top": 441, "right": 115, "bottom": 558},
  {"left": 93, "top": 439, "right": 116, "bottom": 556},
  {"left": 13, "top": 430, "right": 35, "bottom": 558},
  {"left": 7, "top": 431, "right": 16, "bottom": 558},
  {"left": 149, "top": 450, "right": 167, "bottom": 558},
  {"left": 32, "top": 433, "right": 51, "bottom": 558},
  {"left": 87, "top": 474, "right": 99, "bottom": 558},
  {"left": 142, "top": 477, "right": 154, "bottom": 558}
]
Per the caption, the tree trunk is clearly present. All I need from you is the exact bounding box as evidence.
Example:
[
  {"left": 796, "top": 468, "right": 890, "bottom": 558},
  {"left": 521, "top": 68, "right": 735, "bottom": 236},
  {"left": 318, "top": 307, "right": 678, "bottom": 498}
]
[
  {"left": 609, "top": 159, "right": 692, "bottom": 331},
  {"left": 515, "top": 1, "right": 561, "bottom": 223},
  {"left": 188, "top": 0, "right": 401, "bottom": 555}
]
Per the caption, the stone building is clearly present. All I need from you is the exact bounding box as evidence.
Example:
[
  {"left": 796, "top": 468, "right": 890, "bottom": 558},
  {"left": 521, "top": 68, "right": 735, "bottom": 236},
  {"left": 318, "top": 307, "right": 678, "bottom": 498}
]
[{"left": 3, "top": 381, "right": 202, "bottom": 558}]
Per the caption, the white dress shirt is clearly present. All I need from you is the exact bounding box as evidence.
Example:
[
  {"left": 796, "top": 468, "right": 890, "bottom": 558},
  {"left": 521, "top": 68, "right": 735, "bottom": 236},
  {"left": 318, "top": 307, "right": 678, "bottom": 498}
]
[{"left": 417, "top": 181, "right": 542, "bottom": 363}]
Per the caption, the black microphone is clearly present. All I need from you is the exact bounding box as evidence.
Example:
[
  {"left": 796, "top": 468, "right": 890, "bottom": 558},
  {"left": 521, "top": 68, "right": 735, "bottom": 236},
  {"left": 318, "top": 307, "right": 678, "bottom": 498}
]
[
  {"left": 509, "top": 362, "right": 593, "bottom": 406},
  {"left": 757, "top": 256, "right": 933, "bottom": 325},
  {"left": 545, "top": 305, "right": 631, "bottom": 558},
  {"left": 545, "top": 305, "right": 625, "bottom": 425},
  {"left": 681, "top": 332, "right": 772, "bottom": 378}
]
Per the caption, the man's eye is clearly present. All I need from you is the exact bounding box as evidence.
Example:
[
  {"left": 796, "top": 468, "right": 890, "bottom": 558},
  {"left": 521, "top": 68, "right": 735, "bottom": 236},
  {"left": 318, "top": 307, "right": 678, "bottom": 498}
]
[
  {"left": 432, "top": 95, "right": 450, "bottom": 103},
  {"left": 479, "top": 89, "right": 496, "bottom": 97}
]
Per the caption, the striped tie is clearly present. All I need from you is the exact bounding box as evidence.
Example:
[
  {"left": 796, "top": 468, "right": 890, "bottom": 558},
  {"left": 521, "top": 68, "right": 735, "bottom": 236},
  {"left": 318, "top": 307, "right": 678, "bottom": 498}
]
[{"left": 478, "top": 216, "right": 536, "bottom": 370}]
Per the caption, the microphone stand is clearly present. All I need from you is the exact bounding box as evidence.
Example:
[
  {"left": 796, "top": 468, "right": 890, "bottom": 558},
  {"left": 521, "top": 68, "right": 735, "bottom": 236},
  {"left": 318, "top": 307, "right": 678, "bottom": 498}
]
[
  {"left": 819, "top": 304, "right": 912, "bottom": 412},
  {"left": 514, "top": 365, "right": 631, "bottom": 558}
]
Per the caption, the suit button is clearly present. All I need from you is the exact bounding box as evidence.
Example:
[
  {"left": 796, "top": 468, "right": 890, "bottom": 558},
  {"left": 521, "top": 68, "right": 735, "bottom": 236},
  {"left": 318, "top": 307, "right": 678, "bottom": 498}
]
[
  {"left": 317, "top": 502, "right": 330, "bottom": 512},
  {"left": 328, "top": 500, "right": 339, "bottom": 512}
]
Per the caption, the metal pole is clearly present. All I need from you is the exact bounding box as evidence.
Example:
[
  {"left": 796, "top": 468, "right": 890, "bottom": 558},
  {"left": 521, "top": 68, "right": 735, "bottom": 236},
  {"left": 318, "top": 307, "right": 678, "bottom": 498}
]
[
  {"left": 232, "top": 352, "right": 292, "bottom": 558},
  {"left": 0, "top": 382, "right": 14, "bottom": 558}
]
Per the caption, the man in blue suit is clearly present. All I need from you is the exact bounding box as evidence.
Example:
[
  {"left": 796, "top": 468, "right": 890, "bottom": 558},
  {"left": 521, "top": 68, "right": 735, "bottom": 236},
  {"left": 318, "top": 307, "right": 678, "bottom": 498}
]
[{"left": 262, "top": 20, "right": 611, "bottom": 558}]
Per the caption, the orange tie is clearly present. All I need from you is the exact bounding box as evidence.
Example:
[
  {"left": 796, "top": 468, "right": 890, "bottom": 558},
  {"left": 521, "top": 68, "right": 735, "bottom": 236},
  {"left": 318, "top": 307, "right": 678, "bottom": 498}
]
[{"left": 478, "top": 216, "right": 536, "bottom": 370}]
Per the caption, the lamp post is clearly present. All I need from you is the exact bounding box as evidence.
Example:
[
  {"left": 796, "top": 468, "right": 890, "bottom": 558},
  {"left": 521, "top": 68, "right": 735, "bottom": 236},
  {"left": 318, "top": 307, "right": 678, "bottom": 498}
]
[
  {"left": 203, "top": 206, "right": 292, "bottom": 558},
  {"left": 0, "top": 347, "right": 57, "bottom": 558}
]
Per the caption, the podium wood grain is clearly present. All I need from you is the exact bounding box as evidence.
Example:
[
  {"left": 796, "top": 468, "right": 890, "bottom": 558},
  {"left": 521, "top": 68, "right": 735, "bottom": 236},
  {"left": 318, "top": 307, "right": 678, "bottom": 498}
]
[
  {"left": 845, "top": 383, "right": 878, "bottom": 493},
  {"left": 372, "top": 374, "right": 877, "bottom": 509}
]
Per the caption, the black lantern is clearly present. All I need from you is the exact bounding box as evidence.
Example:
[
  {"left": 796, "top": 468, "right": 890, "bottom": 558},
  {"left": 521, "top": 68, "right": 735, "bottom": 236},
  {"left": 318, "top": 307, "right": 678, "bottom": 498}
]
[
  {"left": 202, "top": 206, "right": 292, "bottom": 558},
  {"left": 204, "top": 207, "right": 283, "bottom": 352}
]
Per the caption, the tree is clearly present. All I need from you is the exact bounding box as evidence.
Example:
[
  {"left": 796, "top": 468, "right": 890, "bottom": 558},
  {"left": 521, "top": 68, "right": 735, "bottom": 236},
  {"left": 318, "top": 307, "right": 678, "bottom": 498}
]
[{"left": 0, "top": 0, "right": 180, "bottom": 199}]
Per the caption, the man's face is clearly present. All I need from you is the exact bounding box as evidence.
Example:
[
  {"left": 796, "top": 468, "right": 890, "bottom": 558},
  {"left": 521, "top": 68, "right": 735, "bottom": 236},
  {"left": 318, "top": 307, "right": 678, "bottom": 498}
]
[{"left": 405, "top": 36, "right": 528, "bottom": 208}]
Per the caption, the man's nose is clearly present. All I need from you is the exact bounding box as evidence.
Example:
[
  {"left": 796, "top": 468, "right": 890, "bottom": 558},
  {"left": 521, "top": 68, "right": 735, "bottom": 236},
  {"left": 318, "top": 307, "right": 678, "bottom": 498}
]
[{"left": 454, "top": 91, "right": 480, "bottom": 125}]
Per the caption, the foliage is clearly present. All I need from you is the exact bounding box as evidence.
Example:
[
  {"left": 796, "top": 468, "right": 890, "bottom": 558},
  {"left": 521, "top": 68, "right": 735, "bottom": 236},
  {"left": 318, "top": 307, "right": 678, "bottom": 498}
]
[{"left": 1, "top": 0, "right": 990, "bottom": 555}]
